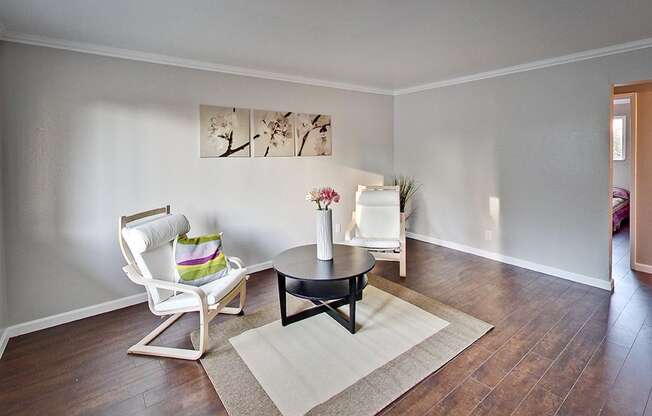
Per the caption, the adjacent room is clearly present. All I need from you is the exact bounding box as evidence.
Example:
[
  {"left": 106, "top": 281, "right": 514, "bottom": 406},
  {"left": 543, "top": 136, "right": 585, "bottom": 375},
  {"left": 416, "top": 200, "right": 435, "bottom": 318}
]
[
  {"left": 611, "top": 95, "right": 632, "bottom": 281},
  {"left": 612, "top": 82, "right": 652, "bottom": 287},
  {"left": 1, "top": 1, "right": 652, "bottom": 415}
]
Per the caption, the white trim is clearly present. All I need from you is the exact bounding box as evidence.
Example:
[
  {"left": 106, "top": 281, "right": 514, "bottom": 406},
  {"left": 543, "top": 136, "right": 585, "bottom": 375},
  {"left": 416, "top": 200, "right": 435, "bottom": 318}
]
[
  {"left": 407, "top": 232, "right": 613, "bottom": 291},
  {"left": 6, "top": 292, "right": 148, "bottom": 339},
  {"left": 608, "top": 91, "right": 615, "bottom": 282},
  {"left": 0, "top": 260, "right": 273, "bottom": 348},
  {"left": 614, "top": 98, "right": 631, "bottom": 105},
  {"left": 0, "top": 31, "right": 394, "bottom": 96},
  {"left": 1, "top": 30, "right": 652, "bottom": 96},
  {"left": 0, "top": 328, "right": 9, "bottom": 359},
  {"left": 394, "top": 37, "right": 652, "bottom": 95},
  {"left": 628, "top": 93, "right": 639, "bottom": 272},
  {"left": 246, "top": 260, "right": 273, "bottom": 274},
  {"left": 632, "top": 262, "right": 652, "bottom": 274}
]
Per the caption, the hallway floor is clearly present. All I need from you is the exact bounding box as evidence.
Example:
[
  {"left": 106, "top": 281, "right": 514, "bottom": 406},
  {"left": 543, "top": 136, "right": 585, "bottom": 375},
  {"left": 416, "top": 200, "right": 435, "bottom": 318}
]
[{"left": 613, "top": 223, "right": 631, "bottom": 280}]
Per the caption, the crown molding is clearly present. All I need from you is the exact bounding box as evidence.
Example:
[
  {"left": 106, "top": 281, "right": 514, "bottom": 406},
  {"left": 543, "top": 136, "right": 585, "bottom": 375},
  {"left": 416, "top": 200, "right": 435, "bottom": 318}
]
[
  {"left": 0, "top": 31, "right": 394, "bottom": 96},
  {"left": 1, "top": 29, "right": 652, "bottom": 97},
  {"left": 394, "top": 37, "right": 652, "bottom": 95}
]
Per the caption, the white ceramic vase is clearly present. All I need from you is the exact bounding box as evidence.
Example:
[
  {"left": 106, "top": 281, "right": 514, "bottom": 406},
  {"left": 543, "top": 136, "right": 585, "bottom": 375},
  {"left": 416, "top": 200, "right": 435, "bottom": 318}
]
[{"left": 315, "top": 209, "right": 333, "bottom": 260}]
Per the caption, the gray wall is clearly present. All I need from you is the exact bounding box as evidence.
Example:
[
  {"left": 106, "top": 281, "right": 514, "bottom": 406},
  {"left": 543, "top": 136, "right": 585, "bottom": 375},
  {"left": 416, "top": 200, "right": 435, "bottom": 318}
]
[
  {"left": 0, "top": 42, "right": 394, "bottom": 325},
  {"left": 4, "top": 39, "right": 652, "bottom": 326},
  {"left": 613, "top": 101, "right": 632, "bottom": 191},
  {"left": 394, "top": 47, "right": 652, "bottom": 282}
]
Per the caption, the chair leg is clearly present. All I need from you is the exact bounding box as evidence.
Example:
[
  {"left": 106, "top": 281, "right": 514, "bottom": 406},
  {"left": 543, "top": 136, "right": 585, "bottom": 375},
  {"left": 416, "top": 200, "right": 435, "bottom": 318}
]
[
  {"left": 400, "top": 211, "right": 407, "bottom": 278},
  {"left": 219, "top": 279, "right": 247, "bottom": 315},
  {"left": 198, "top": 307, "right": 209, "bottom": 356},
  {"left": 238, "top": 279, "right": 247, "bottom": 314},
  {"left": 128, "top": 312, "right": 208, "bottom": 360}
]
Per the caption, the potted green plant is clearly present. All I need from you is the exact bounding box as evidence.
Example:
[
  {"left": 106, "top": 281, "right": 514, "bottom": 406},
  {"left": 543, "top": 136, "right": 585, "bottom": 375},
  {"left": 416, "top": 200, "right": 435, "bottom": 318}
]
[{"left": 392, "top": 176, "right": 420, "bottom": 226}]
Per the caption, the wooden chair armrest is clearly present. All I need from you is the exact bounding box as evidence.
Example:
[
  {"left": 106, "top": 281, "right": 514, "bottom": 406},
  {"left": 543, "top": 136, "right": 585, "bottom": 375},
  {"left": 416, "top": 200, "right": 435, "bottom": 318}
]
[
  {"left": 123, "top": 264, "right": 148, "bottom": 285},
  {"left": 228, "top": 256, "right": 245, "bottom": 270},
  {"left": 227, "top": 256, "right": 251, "bottom": 280},
  {"left": 122, "top": 265, "right": 208, "bottom": 308}
]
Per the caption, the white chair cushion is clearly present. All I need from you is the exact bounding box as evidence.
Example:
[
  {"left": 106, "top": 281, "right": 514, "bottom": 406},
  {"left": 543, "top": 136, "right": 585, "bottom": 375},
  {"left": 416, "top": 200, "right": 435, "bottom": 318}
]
[
  {"left": 154, "top": 267, "right": 246, "bottom": 313},
  {"left": 122, "top": 214, "right": 190, "bottom": 254},
  {"left": 355, "top": 189, "right": 400, "bottom": 240},
  {"left": 137, "top": 244, "right": 177, "bottom": 304},
  {"left": 356, "top": 189, "right": 399, "bottom": 207},
  {"left": 122, "top": 214, "right": 191, "bottom": 304},
  {"left": 346, "top": 237, "right": 401, "bottom": 250}
]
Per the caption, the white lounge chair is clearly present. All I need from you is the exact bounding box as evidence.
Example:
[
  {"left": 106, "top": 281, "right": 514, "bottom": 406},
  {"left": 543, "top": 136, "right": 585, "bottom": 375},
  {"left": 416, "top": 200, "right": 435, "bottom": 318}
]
[
  {"left": 119, "top": 206, "right": 248, "bottom": 360},
  {"left": 345, "top": 186, "right": 407, "bottom": 277}
]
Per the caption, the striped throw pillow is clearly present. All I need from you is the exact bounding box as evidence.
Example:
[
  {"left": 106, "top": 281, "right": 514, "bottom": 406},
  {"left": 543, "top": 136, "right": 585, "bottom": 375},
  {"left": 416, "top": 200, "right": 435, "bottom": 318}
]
[{"left": 173, "top": 234, "right": 230, "bottom": 286}]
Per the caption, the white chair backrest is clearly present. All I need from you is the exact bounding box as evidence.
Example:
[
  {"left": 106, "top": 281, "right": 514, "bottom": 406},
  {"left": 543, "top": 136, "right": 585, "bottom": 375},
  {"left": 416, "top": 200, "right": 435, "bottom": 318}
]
[
  {"left": 121, "top": 213, "right": 190, "bottom": 304},
  {"left": 355, "top": 185, "right": 400, "bottom": 240}
]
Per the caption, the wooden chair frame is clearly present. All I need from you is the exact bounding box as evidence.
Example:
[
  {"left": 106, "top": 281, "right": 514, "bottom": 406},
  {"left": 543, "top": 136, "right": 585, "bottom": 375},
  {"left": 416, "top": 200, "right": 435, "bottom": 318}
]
[
  {"left": 119, "top": 205, "right": 248, "bottom": 360},
  {"left": 345, "top": 186, "right": 407, "bottom": 277}
]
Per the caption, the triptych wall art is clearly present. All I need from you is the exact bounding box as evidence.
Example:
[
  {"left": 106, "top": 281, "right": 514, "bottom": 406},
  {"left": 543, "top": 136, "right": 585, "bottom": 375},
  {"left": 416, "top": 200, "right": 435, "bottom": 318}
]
[{"left": 199, "top": 105, "right": 332, "bottom": 158}]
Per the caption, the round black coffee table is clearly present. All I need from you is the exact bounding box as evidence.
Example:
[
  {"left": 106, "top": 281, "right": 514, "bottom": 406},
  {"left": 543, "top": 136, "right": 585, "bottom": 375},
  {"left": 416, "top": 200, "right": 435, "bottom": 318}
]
[{"left": 273, "top": 244, "right": 375, "bottom": 334}]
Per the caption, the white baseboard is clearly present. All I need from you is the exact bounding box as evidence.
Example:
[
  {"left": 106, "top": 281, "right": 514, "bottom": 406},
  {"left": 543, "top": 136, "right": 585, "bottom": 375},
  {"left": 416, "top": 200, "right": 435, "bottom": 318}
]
[
  {"left": 0, "top": 259, "right": 274, "bottom": 351},
  {"left": 0, "top": 328, "right": 9, "bottom": 360},
  {"left": 247, "top": 260, "right": 273, "bottom": 274},
  {"left": 6, "top": 292, "right": 149, "bottom": 339},
  {"left": 407, "top": 232, "right": 613, "bottom": 291},
  {"left": 632, "top": 262, "right": 652, "bottom": 274}
]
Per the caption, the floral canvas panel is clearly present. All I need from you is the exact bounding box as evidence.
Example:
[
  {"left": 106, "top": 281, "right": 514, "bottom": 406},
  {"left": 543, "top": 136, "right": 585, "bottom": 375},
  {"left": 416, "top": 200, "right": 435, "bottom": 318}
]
[
  {"left": 252, "top": 110, "right": 295, "bottom": 157},
  {"left": 199, "top": 105, "right": 251, "bottom": 157},
  {"left": 296, "top": 114, "right": 332, "bottom": 156}
]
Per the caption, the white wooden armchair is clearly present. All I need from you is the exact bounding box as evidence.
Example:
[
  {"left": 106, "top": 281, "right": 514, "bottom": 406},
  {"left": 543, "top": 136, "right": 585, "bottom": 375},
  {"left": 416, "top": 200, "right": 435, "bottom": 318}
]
[
  {"left": 119, "top": 206, "right": 248, "bottom": 360},
  {"left": 345, "top": 185, "right": 406, "bottom": 277}
]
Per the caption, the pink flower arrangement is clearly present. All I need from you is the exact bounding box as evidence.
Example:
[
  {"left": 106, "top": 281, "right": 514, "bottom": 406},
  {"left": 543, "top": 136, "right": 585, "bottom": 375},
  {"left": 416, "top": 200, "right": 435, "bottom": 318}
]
[{"left": 306, "top": 187, "right": 341, "bottom": 210}]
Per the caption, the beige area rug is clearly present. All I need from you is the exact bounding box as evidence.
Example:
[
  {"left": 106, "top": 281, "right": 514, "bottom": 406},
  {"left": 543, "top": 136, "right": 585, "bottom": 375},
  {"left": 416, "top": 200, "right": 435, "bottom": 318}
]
[{"left": 191, "top": 274, "right": 492, "bottom": 416}]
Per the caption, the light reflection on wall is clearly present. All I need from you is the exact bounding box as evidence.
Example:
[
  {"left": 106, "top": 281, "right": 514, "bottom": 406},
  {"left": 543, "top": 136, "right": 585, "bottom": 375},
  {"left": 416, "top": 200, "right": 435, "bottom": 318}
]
[{"left": 489, "top": 196, "right": 500, "bottom": 224}]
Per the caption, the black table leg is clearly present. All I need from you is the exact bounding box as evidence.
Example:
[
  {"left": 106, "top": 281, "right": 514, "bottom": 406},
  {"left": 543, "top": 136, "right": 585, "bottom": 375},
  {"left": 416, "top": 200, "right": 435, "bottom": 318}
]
[
  {"left": 276, "top": 274, "right": 368, "bottom": 333},
  {"left": 277, "top": 272, "right": 287, "bottom": 326},
  {"left": 356, "top": 274, "right": 364, "bottom": 301},
  {"left": 348, "top": 277, "right": 357, "bottom": 334}
]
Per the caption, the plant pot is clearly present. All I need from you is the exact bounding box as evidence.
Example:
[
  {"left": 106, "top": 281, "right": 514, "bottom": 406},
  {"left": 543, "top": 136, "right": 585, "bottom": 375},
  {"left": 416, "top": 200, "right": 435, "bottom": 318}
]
[{"left": 315, "top": 209, "right": 333, "bottom": 261}]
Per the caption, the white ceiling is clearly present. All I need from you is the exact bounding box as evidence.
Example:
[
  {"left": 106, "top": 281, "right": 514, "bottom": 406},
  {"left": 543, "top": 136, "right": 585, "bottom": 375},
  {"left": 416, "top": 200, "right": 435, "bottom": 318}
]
[{"left": 1, "top": 0, "right": 652, "bottom": 91}]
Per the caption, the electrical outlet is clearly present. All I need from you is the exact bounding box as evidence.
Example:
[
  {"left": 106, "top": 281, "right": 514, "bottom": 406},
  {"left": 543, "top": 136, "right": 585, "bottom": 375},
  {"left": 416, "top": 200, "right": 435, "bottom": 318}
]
[
  {"left": 334, "top": 223, "right": 341, "bottom": 233},
  {"left": 484, "top": 230, "right": 493, "bottom": 241}
]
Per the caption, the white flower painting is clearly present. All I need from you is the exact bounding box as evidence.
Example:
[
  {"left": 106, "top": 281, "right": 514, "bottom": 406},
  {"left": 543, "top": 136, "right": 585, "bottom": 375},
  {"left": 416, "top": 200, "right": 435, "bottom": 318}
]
[
  {"left": 252, "top": 110, "right": 295, "bottom": 157},
  {"left": 199, "top": 105, "right": 250, "bottom": 157},
  {"left": 295, "top": 114, "right": 332, "bottom": 156}
]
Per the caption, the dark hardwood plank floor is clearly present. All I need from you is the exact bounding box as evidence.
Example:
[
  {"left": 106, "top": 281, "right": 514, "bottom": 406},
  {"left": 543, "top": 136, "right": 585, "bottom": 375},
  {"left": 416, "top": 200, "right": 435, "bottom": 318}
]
[{"left": 1, "top": 238, "right": 652, "bottom": 415}]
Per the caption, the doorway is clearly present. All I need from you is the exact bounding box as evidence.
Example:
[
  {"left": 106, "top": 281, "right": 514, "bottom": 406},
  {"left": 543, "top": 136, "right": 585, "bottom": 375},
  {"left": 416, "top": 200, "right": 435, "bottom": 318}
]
[
  {"left": 611, "top": 93, "right": 634, "bottom": 281},
  {"left": 611, "top": 81, "right": 652, "bottom": 284}
]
